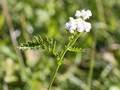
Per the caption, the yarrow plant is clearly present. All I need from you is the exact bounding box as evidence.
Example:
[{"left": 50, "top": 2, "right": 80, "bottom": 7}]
[
  {"left": 19, "top": 9, "right": 92, "bottom": 90},
  {"left": 65, "top": 9, "right": 92, "bottom": 33}
]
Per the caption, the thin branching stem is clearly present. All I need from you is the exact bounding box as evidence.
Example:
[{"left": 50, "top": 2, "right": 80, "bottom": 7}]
[{"left": 48, "top": 33, "right": 82, "bottom": 90}]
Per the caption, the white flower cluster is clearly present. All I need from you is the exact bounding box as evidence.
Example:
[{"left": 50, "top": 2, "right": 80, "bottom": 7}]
[{"left": 65, "top": 9, "right": 92, "bottom": 33}]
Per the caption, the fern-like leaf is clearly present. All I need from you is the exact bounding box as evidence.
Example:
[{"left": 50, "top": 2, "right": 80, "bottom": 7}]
[{"left": 19, "top": 35, "right": 58, "bottom": 56}]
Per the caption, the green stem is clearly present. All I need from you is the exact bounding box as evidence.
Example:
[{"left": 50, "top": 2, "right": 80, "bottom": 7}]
[
  {"left": 87, "top": 42, "right": 95, "bottom": 90},
  {"left": 48, "top": 64, "right": 60, "bottom": 90},
  {"left": 48, "top": 33, "right": 82, "bottom": 90}
]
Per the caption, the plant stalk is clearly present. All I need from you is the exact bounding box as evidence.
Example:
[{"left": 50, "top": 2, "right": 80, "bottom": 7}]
[
  {"left": 48, "top": 33, "right": 82, "bottom": 90},
  {"left": 87, "top": 35, "right": 96, "bottom": 90}
]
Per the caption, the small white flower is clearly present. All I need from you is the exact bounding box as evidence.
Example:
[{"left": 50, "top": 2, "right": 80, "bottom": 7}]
[
  {"left": 65, "top": 17, "right": 77, "bottom": 33},
  {"left": 76, "top": 20, "right": 91, "bottom": 32},
  {"left": 76, "top": 20, "right": 85, "bottom": 32},
  {"left": 65, "top": 9, "right": 92, "bottom": 33},
  {"left": 84, "top": 21, "right": 91, "bottom": 32},
  {"left": 75, "top": 9, "right": 92, "bottom": 20},
  {"left": 81, "top": 10, "right": 92, "bottom": 20},
  {"left": 75, "top": 10, "right": 81, "bottom": 18}
]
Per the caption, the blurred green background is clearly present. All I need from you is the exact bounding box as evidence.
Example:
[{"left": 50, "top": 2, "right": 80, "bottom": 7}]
[{"left": 0, "top": 0, "right": 120, "bottom": 90}]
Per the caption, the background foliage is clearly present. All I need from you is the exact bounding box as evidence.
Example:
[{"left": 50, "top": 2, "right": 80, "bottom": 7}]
[{"left": 0, "top": 0, "right": 120, "bottom": 90}]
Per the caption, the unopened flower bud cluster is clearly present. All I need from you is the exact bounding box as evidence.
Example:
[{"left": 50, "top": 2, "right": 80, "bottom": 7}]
[{"left": 65, "top": 9, "right": 92, "bottom": 33}]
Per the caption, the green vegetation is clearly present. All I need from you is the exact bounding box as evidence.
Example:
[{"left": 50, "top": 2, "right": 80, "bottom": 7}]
[{"left": 0, "top": 0, "right": 120, "bottom": 90}]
